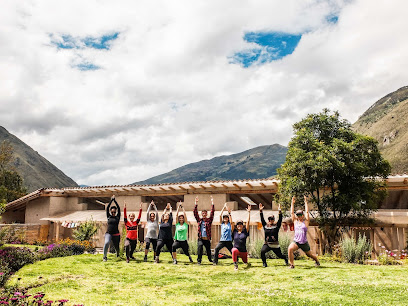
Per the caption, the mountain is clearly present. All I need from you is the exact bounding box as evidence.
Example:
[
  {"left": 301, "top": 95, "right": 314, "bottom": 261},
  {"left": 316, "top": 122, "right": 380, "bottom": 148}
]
[
  {"left": 0, "top": 126, "right": 78, "bottom": 192},
  {"left": 353, "top": 86, "right": 408, "bottom": 173},
  {"left": 136, "top": 144, "right": 287, "bottom": 184}
]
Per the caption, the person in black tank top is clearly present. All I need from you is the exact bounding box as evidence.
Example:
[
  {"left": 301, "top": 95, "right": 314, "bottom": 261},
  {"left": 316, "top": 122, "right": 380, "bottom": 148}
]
[
  {"left": 259, "top": 203, "right": 288, "bottom": 267},
  {"left": 103, "top": 195, "right": 121, "bottom": 261}
]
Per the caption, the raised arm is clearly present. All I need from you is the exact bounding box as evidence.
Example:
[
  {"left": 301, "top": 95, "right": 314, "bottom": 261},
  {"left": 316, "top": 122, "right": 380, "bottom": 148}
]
[
  {"left": 246, "top": 205, "right": 251, "bottom": 230},
  {"left": 228, "top": 205, "right": 234, "bottom": 231},
  {"left": 182, "top": 205, "right": 187, "bottom": 223},
  {"left": 136, "top": 203, "right": 142, "bottom": 223},
  {"left": 259, "top": 203, "right": 266, "bottom": 227},
  {"left": 175, "top": 202, "right": 181, "bottom": 224},
  {"left": 193, "top": 197, "right": 200, "bottom": 222},
  {"left": 276, "top": 203, "right": 283, "bottom": 229},
  {"left": 304, "top": 195, "right": 310, "bottom": 225},
  {"left": 290, "top": 196, "right": 296, "bottom": 222},
  {"left": 146, "top": 201, "right": 152, "bottom": 222},
  {"left": 114, "top": 198, "right": 121, "bottom": 219},
  {"left": 219, "top": 203, "right": 227, "bottom": 223},
  {"left": 209, "top": 196, "right": 215, "bottom": 222},
  {"left": 106, "top": 195, "right": 115, "bottom": 218}
]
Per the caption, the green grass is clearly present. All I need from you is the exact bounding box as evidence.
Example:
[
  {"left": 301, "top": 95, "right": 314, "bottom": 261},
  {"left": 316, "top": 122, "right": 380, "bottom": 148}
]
[
  {"left": 2, "top": 244, "right": 38, "bottom": 250},
  {"left": 6, "top": 253, "right": 408, "bottom": 306}
]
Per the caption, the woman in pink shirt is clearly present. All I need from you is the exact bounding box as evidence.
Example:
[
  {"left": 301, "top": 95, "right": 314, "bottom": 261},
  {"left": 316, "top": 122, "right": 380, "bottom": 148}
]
[
  {"left": 287, "top": 196, "right": 320, "bottom": 269},
  {"left": 124, "top": 201, "right": 142, "bottom": 263}
]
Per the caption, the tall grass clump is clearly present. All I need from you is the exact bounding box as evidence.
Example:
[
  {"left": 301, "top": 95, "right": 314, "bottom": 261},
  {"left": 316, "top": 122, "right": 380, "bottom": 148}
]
[
  {"left": 249, "top": 233, "right": 299, "bottom": 259},
  {"left": 73, "top": 218, "right": 99, "bottom": 241},
  {"left": 341, "top": 234, "right": 372, "bottom": 263}
]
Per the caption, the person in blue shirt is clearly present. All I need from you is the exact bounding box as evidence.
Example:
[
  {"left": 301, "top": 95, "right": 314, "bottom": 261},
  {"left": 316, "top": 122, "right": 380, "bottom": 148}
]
[{"left": 213, "top": 203, "right": 234, "bottom": 265}]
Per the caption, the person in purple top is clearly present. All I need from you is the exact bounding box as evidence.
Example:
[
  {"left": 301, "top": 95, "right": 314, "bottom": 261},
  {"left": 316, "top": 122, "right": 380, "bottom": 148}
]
[
  {"left": 231, "top": 204, "right": 251, "bottom": 271},
  {"left": 287, "top": 196, "right": 320, "bottom": 269}
]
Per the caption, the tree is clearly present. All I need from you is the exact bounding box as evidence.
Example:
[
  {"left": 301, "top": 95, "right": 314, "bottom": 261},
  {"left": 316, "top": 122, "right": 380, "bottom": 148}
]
[
  {"left": 277, "top": 109, "right": 391, "bottom": 252},
  {"left": 0, "top": 141, "right": 27, "bottom": 205}
]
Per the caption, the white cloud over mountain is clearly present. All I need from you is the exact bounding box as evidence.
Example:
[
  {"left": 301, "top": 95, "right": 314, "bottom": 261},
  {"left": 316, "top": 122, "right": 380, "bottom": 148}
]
[{"left": 1, "top": 0, "right": 407, "bottom": 185}]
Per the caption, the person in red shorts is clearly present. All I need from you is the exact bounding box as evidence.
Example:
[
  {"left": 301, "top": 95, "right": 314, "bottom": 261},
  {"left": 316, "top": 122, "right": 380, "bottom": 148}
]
[
  {"left": 124, "top": 201, "right": 142, "bottom": 263},
  {"left": 231, "top": 204, "right": 251, "bottom": 271}
]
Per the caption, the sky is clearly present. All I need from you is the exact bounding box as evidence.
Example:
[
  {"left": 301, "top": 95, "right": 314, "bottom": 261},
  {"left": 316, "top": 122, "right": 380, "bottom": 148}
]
[{"left": 1, "top": 0, "right": 408, "bottom": 186}]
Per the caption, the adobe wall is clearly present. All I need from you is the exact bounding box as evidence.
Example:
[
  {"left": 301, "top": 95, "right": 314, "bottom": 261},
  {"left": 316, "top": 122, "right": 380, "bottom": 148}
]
[{"left": 25, "top": 197, "right": 50, "bottom": 225}]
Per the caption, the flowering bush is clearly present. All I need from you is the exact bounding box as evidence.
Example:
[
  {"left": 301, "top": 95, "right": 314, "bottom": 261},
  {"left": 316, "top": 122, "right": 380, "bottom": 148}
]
[
  {"left": 0, "top": 247, "right": 36, "bottom": 272},
  {"left": 32, "top": 239, "right": 48, "bottom": 246},
  {"left": 59, "top": 238, "right": 96, "bottom": 254},
  {"left": 377, "top": 245, "right": 406, "bottom": 265},
  {"left": 0, "top": 226, "right": 27, "bottom": 245},
  {"left": 0, "top": 289, "right": 71, "bottom": 305},
  {"left": 37, "top": 244, "right": 73, "bottom": 260}
]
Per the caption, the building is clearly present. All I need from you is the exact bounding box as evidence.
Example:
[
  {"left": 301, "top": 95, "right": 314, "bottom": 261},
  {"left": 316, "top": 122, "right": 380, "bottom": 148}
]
[{"left": 3, "top": 176, "right": 408, "bottom": 256}]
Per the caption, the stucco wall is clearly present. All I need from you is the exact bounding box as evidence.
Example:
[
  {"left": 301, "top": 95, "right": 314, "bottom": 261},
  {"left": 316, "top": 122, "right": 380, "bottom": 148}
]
[
  {"left": 184, "top": 194, "right": 230, "bottom": 210},
  {"left": 25, "top": 197, "right": 50, "bottom": 225},
  {"left": 1, "top": 208, "right": 25, "bottom": 223}
]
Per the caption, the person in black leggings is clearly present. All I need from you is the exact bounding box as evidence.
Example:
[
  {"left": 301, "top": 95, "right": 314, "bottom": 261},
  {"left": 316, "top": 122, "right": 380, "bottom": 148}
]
[
  {"left": 155, "top": 203, "right": 174, "bottom": 263},
  {"left": 259, "top": 203, "right": 288, "bottom": 267},
  {"left": 103, "top": 195, "right": 121, "bottom": 261}
]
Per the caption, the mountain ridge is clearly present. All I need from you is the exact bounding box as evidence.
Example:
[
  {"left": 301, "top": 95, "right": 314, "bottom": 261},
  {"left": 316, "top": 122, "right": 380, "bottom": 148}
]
[
  {"left": 0, "top": 126, "right": 78, "bottom": 192},
  {"left": 135, "top": 144, "right": 287, "bottom": 184},
  {"left": 353, "top": 85, "right": 408, "bottom": 173}
]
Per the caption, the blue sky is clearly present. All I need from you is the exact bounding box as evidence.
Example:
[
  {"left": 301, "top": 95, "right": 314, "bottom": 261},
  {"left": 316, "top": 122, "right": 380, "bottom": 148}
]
[{"left": 232, "top": 32, "right": 302, "bottom": 67}]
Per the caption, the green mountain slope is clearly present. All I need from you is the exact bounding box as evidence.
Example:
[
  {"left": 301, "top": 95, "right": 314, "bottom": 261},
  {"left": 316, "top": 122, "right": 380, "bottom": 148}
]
[
  {"left": 0, "top": 126, "right": 78, "bottom": 192},
  {"left": 353, "top": 86, "right": 408, "bottom": 173},
  {"left": 136, "top": 144, "right": 287, "bottom": 184}
]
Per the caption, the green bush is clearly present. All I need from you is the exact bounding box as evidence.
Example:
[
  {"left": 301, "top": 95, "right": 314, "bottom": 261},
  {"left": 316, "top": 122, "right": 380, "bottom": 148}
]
[
  {"left": 0, "top": 225, "right": 26, "bottom": 245},
  {"left": 73, "top": 218, "right": 99, "bottom": 241},
  {"left": 341, "top": 234, "right": 372, "bottom": 264}
]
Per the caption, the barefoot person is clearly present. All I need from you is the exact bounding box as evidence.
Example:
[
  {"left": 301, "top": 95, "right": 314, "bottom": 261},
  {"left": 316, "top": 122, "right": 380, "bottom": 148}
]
[
  {"left": 193, "top": 196, "right": 215, "bottom": 264},
  {"left": 103, "top": 195, "right": 121, "bottom": 261},
  {"left": 287, "top": 196, "right": 320, "bottom": 268},
  {"left": 144, "top": 200, "right": 159, "bottom": 262},
  {"left": 155, "top": 203, "right": 174, "bottom": 263},
  {"left": 232, "top": 204, "right": 251, "bottom": 271},
  {"left": 124, "top": 201, "right": 142, "bottom": 263},
  {"left": 259, "top": 203, "right": 288, "bottom": 267},
  {"left": 213, "top": 203, "right": 234, "bottom": 265},
  {"left": 172, "top": 202, "right": 193, "bottom": 264}
]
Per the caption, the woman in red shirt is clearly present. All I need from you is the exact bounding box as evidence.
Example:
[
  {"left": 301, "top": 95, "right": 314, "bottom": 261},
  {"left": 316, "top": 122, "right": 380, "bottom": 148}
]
[{"left": 124, "top": 201, "right": 142, "bottom": 263}]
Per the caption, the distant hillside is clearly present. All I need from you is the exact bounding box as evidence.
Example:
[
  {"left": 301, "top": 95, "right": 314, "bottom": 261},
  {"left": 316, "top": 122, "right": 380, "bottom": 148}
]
[
  {"left": 353, "top": 86, "right": 408, "bottom": 173},
  {"left": 136, "top": 144, "right": 287, "bottom": 184},
  {"left": 0, "top": 126, "right": 78, "bottom": 192}
]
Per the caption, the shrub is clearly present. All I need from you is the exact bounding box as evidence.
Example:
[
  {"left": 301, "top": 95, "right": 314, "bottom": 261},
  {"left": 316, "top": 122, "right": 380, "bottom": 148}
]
[
  {"left": 341, "top": 234, "right": 372, "bottom": 264},
  {"left": 32, "top": 238, "right": 48, "bottom": 246},
  {"left": 59, "top": 238, "right": 95, "bottom": 254},
  {"left": 73, "top": 218, "right": 99, "bottom": 242},
  {"left": 37, "top": 244, "right": 73, "bottom": 260},
  {"left": 0, "top": 247, "right": 36, "bottom": 272},
  {"left": 249, "top": 233, "right": 299, "bottom": 259},
  {"left": 0, "top": 226, "right": 27, "bottom": 245}
]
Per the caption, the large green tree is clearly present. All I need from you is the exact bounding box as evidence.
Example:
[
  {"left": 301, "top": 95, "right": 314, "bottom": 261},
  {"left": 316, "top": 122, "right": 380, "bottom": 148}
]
[
  {"left": 0, "top": 141, "right": 26, "bottom": 205},
  {"left": 278, "top": 109, "right": 391, "bottom": 252}
]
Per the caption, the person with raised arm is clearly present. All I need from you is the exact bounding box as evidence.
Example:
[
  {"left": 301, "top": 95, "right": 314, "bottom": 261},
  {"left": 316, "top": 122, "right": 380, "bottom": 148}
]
[
  {"left": 123, "top": 201, "right": 142, "bottom": 263},
  {"left": 287, "top": 196, "right": 320, "bottom": 268},
  {"left": 231, "top": 204, "right": 251, "bottom": 271},
  {"left": 155, "top": 203, "right": 174, "bottom": 263},
  {"left": 144, "top": 200, "right": 159, "bottom": 262},
  {"left": 259, "top": 203, "right": 288, "bottom": 267},
  {"left": 172, "top": 202, "right": 193, "bottom": 264},
  {"left": 193, "top": 196, "right": 215, "bottom": 264},
  {"left": 213, "top": 203, "right": 234, "bottom": 265},
  {"left": 103, "top": 195, "right": 121, "bottom": 262}
]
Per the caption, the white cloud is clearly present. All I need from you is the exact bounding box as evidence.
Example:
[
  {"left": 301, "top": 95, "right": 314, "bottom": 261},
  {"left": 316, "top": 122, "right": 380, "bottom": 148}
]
[{"left": 1, "top": 0, "right": 407, "bottom": 186}]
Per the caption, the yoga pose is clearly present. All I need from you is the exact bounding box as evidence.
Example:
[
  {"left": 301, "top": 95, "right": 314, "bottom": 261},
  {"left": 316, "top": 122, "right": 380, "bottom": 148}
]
[
  {"left": 213, "top": 203, "right": 234, "bottom": 265},
  {"left": 232, "top": 204, "right": 251, "bottom": 271},
  {"left": 287, "top": 196, "right": 320, "bottom": 268},
  {"left": 144, "top": 200, "right": 159, "bottom": 262},
  {"left": 155, "top": 203, "right": 173, "bottom": 263},
  {"left": 123, "top": 201, "right": 142, "bottom": 263},
  {"left": 259, "top": 203, "right": 288, "bottom": 267},
  {"left": 193, "top": 196, "right": 215, "bottom": 264},
  {"left": 172, "top": 202, "right": 193, "bottom": 264},
  {"left": 103, "top": 195, "right": 121, "bottom": 261}
]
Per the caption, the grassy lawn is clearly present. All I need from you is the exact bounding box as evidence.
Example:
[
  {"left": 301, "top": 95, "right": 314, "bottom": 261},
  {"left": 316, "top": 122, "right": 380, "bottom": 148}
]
[
  {"left": 3, "top": 243, "right": 39, "bottom": 250},
  {"left": 6, "top": 253, "right": 408, "bottom": 306}
]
